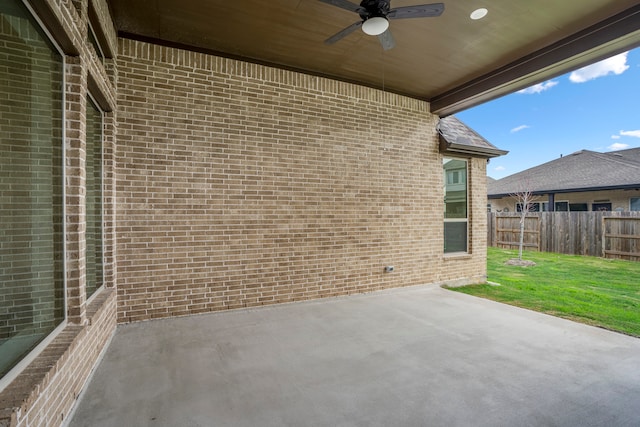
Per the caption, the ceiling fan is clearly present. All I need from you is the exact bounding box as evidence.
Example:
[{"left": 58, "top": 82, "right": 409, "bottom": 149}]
[{"left": 319, "top": 0, "right": 444, "bottom": 50}]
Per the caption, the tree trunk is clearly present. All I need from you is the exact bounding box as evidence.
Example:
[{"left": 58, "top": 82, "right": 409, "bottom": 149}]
[{"left": 518, "top": 217, "right": 525, "bottom": 260}]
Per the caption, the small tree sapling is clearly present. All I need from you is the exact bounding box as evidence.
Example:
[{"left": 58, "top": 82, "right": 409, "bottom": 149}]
[{"left": 509, "top": 182, "right": 539, "bottom": 261}]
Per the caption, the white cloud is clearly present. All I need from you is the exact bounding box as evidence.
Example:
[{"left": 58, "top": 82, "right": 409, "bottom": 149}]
[
  {"left": 517, "top": 80, "right": 558, "bottom": 94},
  {"left": 569, "top": 52, "right": 629, "bottom": 83},
  {"left": 611, "top": 135, "right": 621, "bottom": 139},
  {"left": 620, "top": 130, "right": 640, "bottom": 138},
  {"left": 608, "top": 142, "right": 630, "bottom": 151},
  {"left": 510, "top": 125, "right": 530, "bottom": 133},
  {"left": 494, "top": 166, "right": 506, "bottom": 171}
]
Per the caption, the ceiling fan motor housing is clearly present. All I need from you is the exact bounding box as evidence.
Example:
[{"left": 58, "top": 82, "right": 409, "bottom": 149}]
[{"left": 359, "top": 0, "right": 391, "bottom": 20}]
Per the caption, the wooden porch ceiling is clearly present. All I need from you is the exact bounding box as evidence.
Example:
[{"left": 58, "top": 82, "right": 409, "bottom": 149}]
[{"left": 106, "top": 0, "right": 640, "bottom": 115}]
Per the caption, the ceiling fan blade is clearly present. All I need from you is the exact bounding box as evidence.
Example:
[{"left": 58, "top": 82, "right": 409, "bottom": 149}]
[
  {"left": 377, "top": 29, "right": 396, "bottom": 51},
  {"left": 318, "top": 0, "right": 364, "bottom": 14},
  {"left": 324, "top": 21, "right": 363, "bottom": 45},
  {"left": 388, "top": 3, "right": 444, "bottom": 19}
]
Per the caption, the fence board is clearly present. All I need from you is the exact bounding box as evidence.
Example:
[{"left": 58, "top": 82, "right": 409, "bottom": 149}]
[
  {"left": 603, "top": 216, "right": 640, "bottom": 260},
  {"left": 488, "top": 212, "right": 640, "bottom": 259},
  {"left": 493, "top": 215, "right": 540, "bottom": 251}
]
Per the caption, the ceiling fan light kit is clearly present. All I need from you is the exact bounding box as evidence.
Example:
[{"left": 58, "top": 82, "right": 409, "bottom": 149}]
[
  {"left": 362, "top": 16, "right": 389, "bottom": 35},
  {"left": 319, "top": 0, "right": 444, "bottom": 50}
]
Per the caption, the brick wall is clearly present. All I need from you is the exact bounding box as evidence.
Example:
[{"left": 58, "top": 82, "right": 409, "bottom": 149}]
[
  {"left": 116, "top": 39, "right": 488, "bottom": 323},
  {"left": 467, "top": 158, "right": 488, "bottom": 272}
]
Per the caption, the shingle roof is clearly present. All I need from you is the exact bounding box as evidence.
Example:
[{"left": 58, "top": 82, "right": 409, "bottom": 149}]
[
  {"left": 488, "top": 148, "right": 640, "bottom": 197},
  {"left": 612, "top": 147, "right": 640, "bottom": 163},
  {"left": 438, "top": 116, "right": 508, "bottom": 158}
]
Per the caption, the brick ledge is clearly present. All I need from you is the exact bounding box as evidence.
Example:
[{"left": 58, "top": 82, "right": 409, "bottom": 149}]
[{"left": 0, "top": 288, "right": 115, "bottom": 427}]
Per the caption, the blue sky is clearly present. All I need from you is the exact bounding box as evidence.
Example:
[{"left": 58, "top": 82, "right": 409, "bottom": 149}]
[{"left": 456, "top": 47, "right": 640, "bottom": 179}]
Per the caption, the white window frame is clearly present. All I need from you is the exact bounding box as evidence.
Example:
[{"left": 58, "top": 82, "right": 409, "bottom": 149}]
[{"left": 443, "top": 157, "right": 469, "bottom": 254}]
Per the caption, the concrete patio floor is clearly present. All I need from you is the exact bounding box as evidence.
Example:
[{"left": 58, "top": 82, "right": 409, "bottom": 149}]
[{"left": 68, "top": 285, "right": 640, "bottom": 427}]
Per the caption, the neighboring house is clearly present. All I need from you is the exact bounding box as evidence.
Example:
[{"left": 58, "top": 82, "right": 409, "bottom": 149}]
[
  {"left": 1, "top": 1, "right": 637, "bottom": 426},
  {"left": 488, "top": 148, "right": 640, "bottom": 212}
]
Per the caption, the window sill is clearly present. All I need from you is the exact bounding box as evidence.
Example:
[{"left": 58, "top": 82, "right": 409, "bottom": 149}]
[
  {"left": 0, "top": 288, "right": 114, "bottom": 426},
  {"left": 443, "top": 252, "right": 472, "bottom": 260}
]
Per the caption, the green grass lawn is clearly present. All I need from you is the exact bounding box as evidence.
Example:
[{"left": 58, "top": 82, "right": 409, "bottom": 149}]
[{"left": 450, "top": 247, "right": 640, "bottom": 337}]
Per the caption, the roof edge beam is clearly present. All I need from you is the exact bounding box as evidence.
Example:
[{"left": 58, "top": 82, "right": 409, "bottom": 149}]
[{"left": 439, "top": 139, "right": 508, "bottom": 159}]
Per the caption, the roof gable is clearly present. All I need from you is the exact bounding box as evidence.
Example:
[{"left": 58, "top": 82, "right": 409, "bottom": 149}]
[{"left": 607, "top": 147, "right": 640, "bottom": 163}]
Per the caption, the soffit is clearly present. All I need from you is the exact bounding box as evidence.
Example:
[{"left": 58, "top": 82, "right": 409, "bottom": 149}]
[{"left": 106, "top": 0, "right": 640, "bottom": 115}]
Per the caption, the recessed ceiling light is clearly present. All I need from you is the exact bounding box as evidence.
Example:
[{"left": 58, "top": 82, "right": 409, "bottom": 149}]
[{"left": 470, "top": 8, "right": 488, "bottom": 20}]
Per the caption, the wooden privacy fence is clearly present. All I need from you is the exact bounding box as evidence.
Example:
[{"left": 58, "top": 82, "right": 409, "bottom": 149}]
[
  {"left": 487, "top": 212, "right": 640, "bottom": 260},
  {"left": 603, "top": 216, "right": 640, "bottom": 260}
]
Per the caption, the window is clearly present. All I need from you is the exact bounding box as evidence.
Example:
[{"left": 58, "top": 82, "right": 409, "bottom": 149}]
[
  {"left": 87, "top": 14, "right": 108, "bottom": 65},
  {"left": 631, "top": 198, "right": 640, "bottom": 212},
  {"left": 516, "top": 202, "right": 540, "bottom": 212},
  {"left": 87, "top": 21, "right": 104, "bottom": 62},
  {"left": 446, "top": 169, "right": 465, "bottom": 185},
  {"left": 1, "top": 0, "right": 64, "bottom": 378},
  {"left": 569, "top": 203, "right": 588, "bottom": 212},
  {"left": 86, "top": 0, "right": 114, "bottom": 66},
  {"left": 555, "top": 201, "right": 588, "bottom": 212},
  {"left": 85, "top": 96, "right": 104, "bottom": 299},
  {"left": 592, "top": 202, "right": 611, "bottom": 212},
  {"left": 516, "top": 202, "right": 548, "bottom": 212},
  {"left": 443, "top": 158, "right": 467, "bottom": 253}
]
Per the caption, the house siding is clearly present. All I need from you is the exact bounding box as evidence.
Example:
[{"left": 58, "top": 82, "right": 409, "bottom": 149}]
[{"left": 490, "top": 188, "right": 640, "bottom": 212}]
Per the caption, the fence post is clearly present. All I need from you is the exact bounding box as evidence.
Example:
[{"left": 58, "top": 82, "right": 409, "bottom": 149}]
[{"left": 601, "top": 215, "right": 606, "bottom": 258}]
